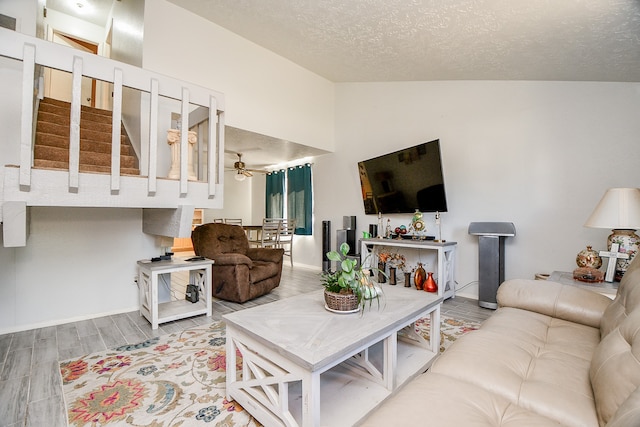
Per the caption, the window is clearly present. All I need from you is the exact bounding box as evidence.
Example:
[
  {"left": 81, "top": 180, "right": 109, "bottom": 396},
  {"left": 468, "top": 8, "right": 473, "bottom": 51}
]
[
  {"left": 265, "top": 170, "right": 285, "bottom": 218},
  {"left": 265, "top": 164, "right": 313, "bottom": 235}
]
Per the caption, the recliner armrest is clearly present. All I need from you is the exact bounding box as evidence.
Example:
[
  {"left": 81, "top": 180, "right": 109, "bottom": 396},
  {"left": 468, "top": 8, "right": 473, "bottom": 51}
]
[
  {"left": 247, "top": 247, "right": 284, "bottom": 263},
  {"left": 497, "top": 279, "right": 611, "bottom": 328},
  {"left": 210, "top": 253, "right": 253, "bottom": 267}
]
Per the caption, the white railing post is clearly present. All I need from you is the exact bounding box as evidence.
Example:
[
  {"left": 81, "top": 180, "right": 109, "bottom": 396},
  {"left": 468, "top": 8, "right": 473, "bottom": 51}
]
[
  {"left": 111, "top": 68, "right": 123, "bottom": 192},
  {"left": 148, "top": 78, "right": 159, "bottom": 194},
  {"left": 180, "top": 87, "right": 190, "bottom": 195},
  {"left": 217, "top": 111, "right": 225, "bottom": 192},
  {"left": 19, "top": 44, "right": 36, "bottom": 189},
  {"left": 69, "top": 56, "right": 83, "bottom": 191},
  {"left": 208, "top": 96, "right": 218, "bottom": 197}
]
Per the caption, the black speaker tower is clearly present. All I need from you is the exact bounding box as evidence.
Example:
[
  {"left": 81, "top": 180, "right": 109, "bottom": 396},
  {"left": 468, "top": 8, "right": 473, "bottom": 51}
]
[{"left": 322, "top": 220, "right": 331, "bottom": 272}]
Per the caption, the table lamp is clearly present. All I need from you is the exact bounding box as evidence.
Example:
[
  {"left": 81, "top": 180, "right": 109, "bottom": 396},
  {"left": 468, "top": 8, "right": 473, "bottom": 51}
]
[{"left": 584, "top": 187, "right": 640, "bottom": 281}]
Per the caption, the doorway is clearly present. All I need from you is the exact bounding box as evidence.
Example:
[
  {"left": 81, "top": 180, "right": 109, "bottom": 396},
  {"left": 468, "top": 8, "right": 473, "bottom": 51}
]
[{"left": 44, "top": 31, "right": 99, "bottom": 108}]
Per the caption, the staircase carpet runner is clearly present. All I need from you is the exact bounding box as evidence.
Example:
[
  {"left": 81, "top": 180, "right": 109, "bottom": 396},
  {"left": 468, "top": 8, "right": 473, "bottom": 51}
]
[{"left": 34, "top": 97, "right": 140, "bottom": 175}]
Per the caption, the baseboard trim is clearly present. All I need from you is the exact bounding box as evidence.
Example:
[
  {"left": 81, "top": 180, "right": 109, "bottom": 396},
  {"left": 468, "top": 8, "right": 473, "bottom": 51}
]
[{"left": 0, "top": 305, "right": 140, "bottom": 335}]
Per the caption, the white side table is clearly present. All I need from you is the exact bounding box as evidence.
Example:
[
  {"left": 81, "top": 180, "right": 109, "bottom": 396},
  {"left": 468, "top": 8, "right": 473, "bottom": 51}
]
[
  {"left": 137, "top": 257, "right": 214, "bottom": 329},
  {"left": 548, "top": 271, "right": 619, "bottom": 299}
]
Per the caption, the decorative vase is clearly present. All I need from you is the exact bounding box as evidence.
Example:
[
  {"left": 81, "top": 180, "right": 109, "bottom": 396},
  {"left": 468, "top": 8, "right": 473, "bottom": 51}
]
[
  {"left": 414, "top": 263, "right": 426, "bottom": 290},
  {"left": 389, "top": 267, "right": 396, "bottom": 285},
  {"left": 378, "top": 262, "right": 386, "bottom": 283},
  {"left": 424, "top": 272, "right": 438, "bottom": 293},
  {"left": 404, "top": 272, "right": 411, "bottom": 287},
  {"left": 576, "top": 246, "right": 602, "bottom": 269},
  {"left": 608, "top": 229, "right": 639, "bottom": 281}
]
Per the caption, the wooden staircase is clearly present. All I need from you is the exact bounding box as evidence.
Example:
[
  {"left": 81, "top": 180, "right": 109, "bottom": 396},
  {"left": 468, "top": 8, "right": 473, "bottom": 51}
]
[{"left": 34, "top": 98, "right": 140, "bottom": 175}]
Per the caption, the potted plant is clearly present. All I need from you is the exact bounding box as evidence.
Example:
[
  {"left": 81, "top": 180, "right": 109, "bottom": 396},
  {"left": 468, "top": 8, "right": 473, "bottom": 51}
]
[{"left": 321, "top": 242, "right": 384, "bottom": 313}]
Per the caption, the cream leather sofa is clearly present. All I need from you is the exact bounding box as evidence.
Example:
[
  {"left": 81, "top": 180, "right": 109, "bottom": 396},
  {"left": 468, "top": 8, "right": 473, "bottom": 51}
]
[{"left": 362, "top": 255, "right": 640, "bottom": 427}]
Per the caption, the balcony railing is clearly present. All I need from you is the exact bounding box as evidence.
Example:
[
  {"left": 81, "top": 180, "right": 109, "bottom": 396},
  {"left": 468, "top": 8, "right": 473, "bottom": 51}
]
[{"left": 0, "top": 27, "right": 226, "bottom": 211}]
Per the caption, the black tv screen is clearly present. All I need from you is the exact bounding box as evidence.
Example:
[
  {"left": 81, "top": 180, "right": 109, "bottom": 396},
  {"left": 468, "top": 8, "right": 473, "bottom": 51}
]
[{"left": 357, "top": 139, "right": 448, "bottom": 214}]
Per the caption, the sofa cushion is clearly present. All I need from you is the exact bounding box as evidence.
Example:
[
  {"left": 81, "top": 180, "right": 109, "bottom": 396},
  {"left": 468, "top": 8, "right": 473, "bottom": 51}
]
[
  {"left": 601, "top": 254, "right": 640, "bottom": 338},
  {"left": 497, "top": 279, "right": 610, "bottom": 328},
  {"left": 430, "top": 307, "right": 600, "bottom": 427},
  {"left": 605, "top": 386, "right": 640, "bottom": 427},
  {"left": 250, "top": 260, "right": 281, "bottom": 283},
  {"left": 590, "top": 308, "right": 640, "bottom": 426},
  {"left": 361, "top": 373, "right": 566, "bottom": 427}
]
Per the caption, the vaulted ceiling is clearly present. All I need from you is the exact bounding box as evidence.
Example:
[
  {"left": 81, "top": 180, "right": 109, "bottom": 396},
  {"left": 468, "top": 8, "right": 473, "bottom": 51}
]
[{"left": 167, "top": 0, "right": 640, "bottom": 83}]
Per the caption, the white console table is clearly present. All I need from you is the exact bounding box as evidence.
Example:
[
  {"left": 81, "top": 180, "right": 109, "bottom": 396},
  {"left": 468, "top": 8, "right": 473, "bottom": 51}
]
[{"left": 360, "top": 238, "right": 457, "bottom": 299}]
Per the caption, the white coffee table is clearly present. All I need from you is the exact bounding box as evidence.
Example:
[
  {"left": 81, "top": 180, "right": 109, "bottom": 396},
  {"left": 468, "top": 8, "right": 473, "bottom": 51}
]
[{"left": 224, "top": 285, "right": 443, "bottom": 427}]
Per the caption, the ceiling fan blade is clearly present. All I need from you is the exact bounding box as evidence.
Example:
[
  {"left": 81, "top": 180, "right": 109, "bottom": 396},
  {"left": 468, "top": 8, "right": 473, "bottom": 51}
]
[
  {"left": 243, "top": 170, "right": 253, "bottom": 177},
  {"left": 245, "top": 168, "right": 268, "bottom": 174}
]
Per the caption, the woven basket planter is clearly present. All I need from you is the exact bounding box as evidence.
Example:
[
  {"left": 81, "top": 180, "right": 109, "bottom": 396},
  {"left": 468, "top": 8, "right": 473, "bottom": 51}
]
[{"left": 324, "top": 289, "right": 359, "bottom": 312}]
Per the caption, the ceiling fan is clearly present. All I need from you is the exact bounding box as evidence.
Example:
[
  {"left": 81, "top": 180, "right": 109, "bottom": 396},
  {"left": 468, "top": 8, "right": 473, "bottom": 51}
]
[{"left": 227, "top": 153, "right": 267, "bottom": 181}]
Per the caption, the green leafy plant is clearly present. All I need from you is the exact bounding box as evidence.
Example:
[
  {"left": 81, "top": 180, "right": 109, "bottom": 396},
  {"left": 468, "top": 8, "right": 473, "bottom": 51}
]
[{"left": 320, "top": 242, "right": 385, "bottom": 311}]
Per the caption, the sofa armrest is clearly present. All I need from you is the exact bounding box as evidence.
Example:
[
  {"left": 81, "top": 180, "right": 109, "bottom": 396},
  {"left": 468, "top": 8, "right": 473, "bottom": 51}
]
[
  {"left": 497, "top": 279, "right": 611, "bottom": 328},
  {"left": 247, "top": 247, "right": 284, "bottom": 263},
  {"left": 210, "top": 253, "right": 253, "bottom": 267}
]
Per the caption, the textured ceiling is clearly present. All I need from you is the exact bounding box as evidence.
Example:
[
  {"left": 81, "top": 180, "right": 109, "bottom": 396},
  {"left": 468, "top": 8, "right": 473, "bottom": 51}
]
[
  {"left": 167, "top": 0, "right": 640, "bottom": 82},
  {"left": 47, "top": 0, "right": 114, "bottom": 27}
]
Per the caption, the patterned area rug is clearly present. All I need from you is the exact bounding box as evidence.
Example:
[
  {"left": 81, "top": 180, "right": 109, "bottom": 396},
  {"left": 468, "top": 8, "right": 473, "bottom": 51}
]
[{"left": 60, "top": 315, "right": 480, "bottom": 426}]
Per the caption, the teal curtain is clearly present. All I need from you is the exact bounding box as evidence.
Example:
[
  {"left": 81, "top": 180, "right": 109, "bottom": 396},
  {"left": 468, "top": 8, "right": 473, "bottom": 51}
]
[
  {"left": 265, "top": 170, "right": 285, "bottom": 218},
  {"left": 287, "top": 164, "right": 312, "bottom": 235}
]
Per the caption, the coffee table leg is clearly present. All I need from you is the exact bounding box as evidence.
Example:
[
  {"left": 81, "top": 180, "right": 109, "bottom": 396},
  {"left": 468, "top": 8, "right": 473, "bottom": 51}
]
[
  {"left": 430, "top": 305, "right": 441, "bottom": 353},
  {"left": 301, "top": 371, "right": 321, "bottom": 427},
  {"left": 383, "top": 333, "right": 397, "bottom": 390},
  {"left": 226, "top": 328, "right": 237, "bottom": 401}
]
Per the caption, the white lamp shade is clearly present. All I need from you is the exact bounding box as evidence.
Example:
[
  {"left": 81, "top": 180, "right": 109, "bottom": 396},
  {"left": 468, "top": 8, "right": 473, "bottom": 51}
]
[
  {"left": 234, "top": 171, "right": 246, "bottom": 181},
  {"left": 584, "top": 188, "right": 640, "bottom": 229}
]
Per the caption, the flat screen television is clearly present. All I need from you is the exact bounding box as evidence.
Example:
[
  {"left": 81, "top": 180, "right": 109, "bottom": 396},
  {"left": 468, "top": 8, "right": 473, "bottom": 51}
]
[{"left": 357, "top": 139, "right": 448, "bottom": 215}]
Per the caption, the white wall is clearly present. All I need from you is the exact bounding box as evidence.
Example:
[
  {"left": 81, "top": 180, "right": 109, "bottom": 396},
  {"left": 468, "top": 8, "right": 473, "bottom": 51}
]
[
  {"left": 142, "top": 0, "right": 335, "bottom": 153},
  {"left": 0, "top": 208, "right": 156, "bottom": 333},
  {"left": 0, "top": 0, "right": 36, "bottom": 36},
  {"left": 306, "top": 81, "right": 640, "bottom": 298},
  {"left": 44, "top": 9, "right": 105, "bottom": 44},
  {"left": 204, "top": 171, "right": 255, "bottom": 224}
]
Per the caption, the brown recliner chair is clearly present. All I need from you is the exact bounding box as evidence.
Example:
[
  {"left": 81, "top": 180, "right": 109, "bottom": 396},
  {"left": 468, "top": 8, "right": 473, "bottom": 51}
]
[{"left": 191, "top": 223, "right": 284, "bottom": 303}]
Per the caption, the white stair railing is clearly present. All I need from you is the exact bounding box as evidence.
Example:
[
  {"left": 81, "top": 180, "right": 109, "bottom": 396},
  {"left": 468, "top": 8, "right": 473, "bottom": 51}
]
[{"left": 0, "top": 27, "right": 225, "bottom": 200}]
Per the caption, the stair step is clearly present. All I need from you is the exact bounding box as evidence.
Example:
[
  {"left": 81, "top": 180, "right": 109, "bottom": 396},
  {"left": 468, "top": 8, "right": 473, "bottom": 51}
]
[
  {"left": 35, "top": 130, "right": 133, "bottom": 155},
  {"left": 36, "top": 126, "right": 133, "bottom": 154},
  {"left": 37, "top": 109, "right": 122, "bottom": 134},
  {"left": 33, "top": 159, "right": 140, "bottom": 176},
  {"left": 39, "top": 97, "right": 114, "bottom": 119},
  {"left": 34, "top": 145, "right": 139, "bottom": 169}
]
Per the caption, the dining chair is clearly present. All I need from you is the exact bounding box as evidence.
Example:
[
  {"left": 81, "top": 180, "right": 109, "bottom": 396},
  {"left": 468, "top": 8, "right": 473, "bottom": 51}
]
[
  {"left": 224, "top": 218, "right": 243, "bottom": 226},
  {"left": 212, "top": 218, "right": 224, "bottom": 223},
  {"left": 278, "top": 219, "right": 296, "bottom": 267},
  {"left": 259, "top": 218, "right": 282, "bottom": 249}
]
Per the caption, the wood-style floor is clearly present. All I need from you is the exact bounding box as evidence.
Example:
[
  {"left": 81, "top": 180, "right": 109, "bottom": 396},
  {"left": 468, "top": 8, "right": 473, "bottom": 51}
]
[{"left": 0, "top": 264, "right": 492, "bottom": 427}]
